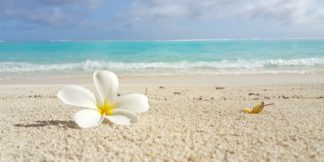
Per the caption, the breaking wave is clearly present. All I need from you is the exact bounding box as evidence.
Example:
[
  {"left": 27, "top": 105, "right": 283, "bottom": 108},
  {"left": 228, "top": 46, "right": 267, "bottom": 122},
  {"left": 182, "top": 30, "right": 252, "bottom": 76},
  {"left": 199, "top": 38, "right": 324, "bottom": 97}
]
[{"left": 1, "top": 57, "right": 324, "bottom": 74}]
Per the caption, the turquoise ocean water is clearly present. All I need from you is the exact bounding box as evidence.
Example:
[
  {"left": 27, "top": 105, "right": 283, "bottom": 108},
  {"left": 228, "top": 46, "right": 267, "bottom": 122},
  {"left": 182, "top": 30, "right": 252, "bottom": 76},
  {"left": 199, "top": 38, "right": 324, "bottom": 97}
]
[{"left": 0, "top": 39, "right": 324, "bottom": 79}]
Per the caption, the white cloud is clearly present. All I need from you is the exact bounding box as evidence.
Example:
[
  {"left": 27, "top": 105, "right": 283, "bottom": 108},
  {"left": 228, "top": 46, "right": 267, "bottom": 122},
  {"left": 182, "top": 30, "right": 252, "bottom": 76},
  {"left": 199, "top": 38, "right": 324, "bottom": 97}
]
[
  {"left": 129, "top": 0, "right": 324, "bottom": 27},
  {"left": 0, "top": 0, "right": 103, "bottom": 27},
  {"left": 131, "top": 0, "right": 239, "bottom": 20},
  {"left": 246, "top": 0, "right": 324, "bottom": 26}
]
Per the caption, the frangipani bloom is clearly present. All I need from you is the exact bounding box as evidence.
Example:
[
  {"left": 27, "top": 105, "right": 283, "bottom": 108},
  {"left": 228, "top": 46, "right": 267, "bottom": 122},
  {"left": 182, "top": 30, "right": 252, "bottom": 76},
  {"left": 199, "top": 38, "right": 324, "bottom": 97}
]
[{"left": 57, "top": 70, "right": 149, "bottom": 128}]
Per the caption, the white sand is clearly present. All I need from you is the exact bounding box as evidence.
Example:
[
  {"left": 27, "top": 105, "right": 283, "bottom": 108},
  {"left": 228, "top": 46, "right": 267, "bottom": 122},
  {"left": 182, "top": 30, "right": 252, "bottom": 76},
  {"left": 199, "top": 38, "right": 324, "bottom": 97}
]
[{"left": 0, "top": 75, "right": 324, "bottom": 161}]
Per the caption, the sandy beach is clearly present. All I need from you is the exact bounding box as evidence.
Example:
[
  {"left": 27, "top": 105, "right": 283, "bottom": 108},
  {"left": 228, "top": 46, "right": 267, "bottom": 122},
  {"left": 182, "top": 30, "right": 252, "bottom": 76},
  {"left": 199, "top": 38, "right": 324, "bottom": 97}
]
[
  {"left": 1, "top": 74, "right": 324, "bottom": 161},
  {"left": 2, "top": 0, "right": 324, "bottom": 161}
]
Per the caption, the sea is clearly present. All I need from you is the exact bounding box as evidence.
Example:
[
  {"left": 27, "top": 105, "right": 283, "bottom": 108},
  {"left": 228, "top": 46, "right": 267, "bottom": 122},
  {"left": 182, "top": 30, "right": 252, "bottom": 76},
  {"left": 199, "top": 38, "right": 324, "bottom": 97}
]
[{"left": 0, "top": 39, "right": 324, "bottom": 79}]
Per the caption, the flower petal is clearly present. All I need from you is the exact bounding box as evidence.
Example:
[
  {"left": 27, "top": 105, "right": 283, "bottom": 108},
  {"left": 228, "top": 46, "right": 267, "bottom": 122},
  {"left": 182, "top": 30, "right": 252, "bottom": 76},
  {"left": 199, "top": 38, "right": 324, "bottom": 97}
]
[
  {"left": 107, "top": 116, "right": 130, "bottom": 125},
  {"left": 115, "top": 94, "right": 149, "bottom": 113},
  {"left": 74, "top": 109, "right": 103, "bottom": 128},
  {"left": 57, "top": 85, "right": 97, "bottom": 109},
  {"left": 93, "top": 70, "right": 119, "bottom": 104},
  {"left": 111, "top": 109, "right": 138, "bottom": 123}
]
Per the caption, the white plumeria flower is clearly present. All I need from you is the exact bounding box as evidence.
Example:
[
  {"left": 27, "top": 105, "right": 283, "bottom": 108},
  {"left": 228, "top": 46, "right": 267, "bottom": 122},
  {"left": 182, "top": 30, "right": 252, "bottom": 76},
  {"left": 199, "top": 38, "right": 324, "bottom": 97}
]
[{"left": 57, "top": 70, "right": 149, "bottom": 128}]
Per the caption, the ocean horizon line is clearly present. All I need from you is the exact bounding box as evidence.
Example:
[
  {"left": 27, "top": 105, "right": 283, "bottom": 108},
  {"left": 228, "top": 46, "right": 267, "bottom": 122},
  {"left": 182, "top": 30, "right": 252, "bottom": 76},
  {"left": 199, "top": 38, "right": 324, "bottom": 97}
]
[{"left": 1, "top": 37, "right": 324, "bottom": 43}]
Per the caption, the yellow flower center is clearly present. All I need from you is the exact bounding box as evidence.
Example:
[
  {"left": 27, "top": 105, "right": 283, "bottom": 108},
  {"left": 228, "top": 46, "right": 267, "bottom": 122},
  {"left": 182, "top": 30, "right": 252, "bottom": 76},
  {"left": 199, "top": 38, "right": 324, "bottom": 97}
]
[{"left": 97, "top": 100, "right": 115, "bottom": 116}]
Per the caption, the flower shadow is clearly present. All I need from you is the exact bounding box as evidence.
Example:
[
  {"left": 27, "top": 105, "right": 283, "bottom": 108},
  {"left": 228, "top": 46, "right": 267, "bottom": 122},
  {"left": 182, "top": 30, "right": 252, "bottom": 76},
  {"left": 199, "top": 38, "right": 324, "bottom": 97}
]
[{"left": 14, "top": 120, "right": 78, "bottom": 129}]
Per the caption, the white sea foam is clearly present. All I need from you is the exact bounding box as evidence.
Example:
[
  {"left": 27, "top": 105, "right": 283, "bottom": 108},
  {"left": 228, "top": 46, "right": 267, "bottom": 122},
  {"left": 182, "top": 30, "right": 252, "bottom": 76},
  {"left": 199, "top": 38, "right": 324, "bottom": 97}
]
[{"left": 0, "top": 57, "right": 324, "bottom": 74}]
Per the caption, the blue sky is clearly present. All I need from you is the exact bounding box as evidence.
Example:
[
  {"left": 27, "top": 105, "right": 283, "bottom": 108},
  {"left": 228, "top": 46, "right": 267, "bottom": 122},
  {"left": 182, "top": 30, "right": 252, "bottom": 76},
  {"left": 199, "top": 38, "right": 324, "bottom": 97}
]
[{"left": 1, "top": 0, "right": 324, "bottom": 41}]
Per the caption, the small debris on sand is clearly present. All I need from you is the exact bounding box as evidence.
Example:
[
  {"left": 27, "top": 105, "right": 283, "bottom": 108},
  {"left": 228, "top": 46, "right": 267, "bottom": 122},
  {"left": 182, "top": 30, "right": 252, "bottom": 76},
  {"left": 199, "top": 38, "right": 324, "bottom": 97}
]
[
  {"left": 248, "top": 93, "right": 260, "bottom": 96},
  {"left": 215, "top": 86, "right": 225, "bottom": 90},
  {"left": 281, "top": 95, "right": 289, "bottom": 99}
]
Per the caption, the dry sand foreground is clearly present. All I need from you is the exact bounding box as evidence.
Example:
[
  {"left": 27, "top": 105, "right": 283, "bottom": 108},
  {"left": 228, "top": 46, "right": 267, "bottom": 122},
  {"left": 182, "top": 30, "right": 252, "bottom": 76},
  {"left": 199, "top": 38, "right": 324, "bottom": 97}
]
[{"left": 0, "top": 82, "right": 324, "bottom": 161}]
